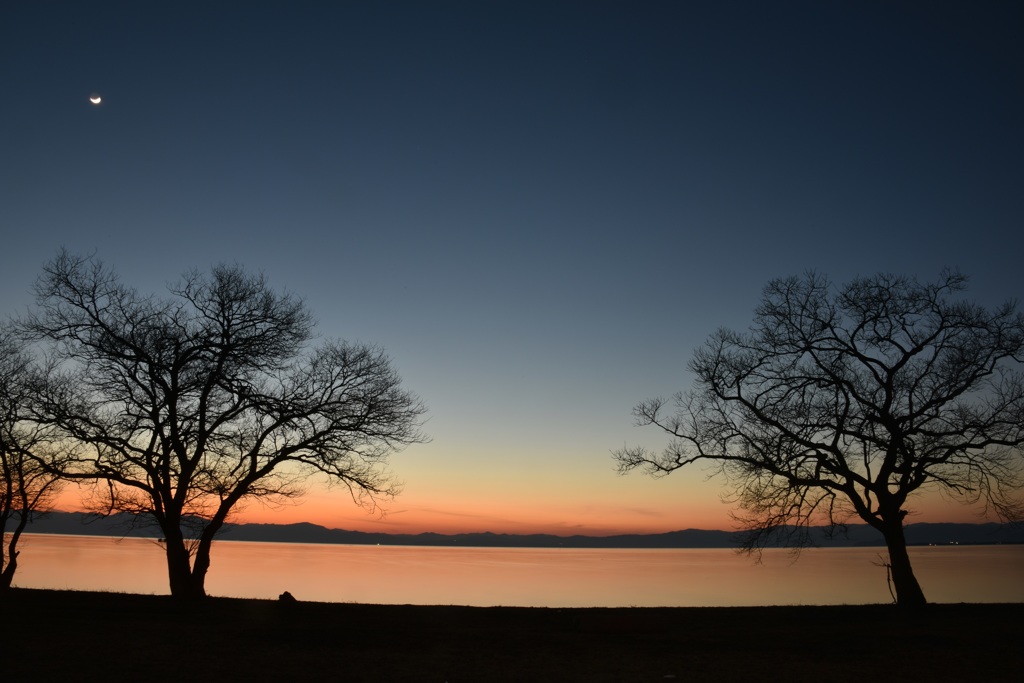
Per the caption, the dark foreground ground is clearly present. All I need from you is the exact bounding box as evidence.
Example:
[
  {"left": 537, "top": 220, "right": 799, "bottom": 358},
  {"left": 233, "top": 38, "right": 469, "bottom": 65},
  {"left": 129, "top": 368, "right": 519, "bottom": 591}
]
[{"left": 5, "top": 589, "right": 1021, "bottom": 682}]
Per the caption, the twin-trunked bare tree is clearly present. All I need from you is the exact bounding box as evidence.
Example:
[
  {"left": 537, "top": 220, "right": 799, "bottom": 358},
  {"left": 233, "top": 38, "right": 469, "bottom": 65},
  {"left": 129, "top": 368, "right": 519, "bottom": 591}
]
[
  {"left": 616, "top": 271, "right": 1024, "bottom": 607},
  {"left": 19, "top": 251, "right": 426, "bottom": 599}
]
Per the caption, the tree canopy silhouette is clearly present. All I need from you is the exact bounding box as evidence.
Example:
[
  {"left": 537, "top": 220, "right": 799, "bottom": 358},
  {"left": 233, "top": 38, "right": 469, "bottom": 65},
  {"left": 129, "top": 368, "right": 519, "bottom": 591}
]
[
  {"left": 615, "top": 271, "right": 1024, "bottom": 607},
  {"left": 0, "top": 329, "right": 65, "bottom": 590},
  {"left": 25, "top": 252, "right": 426, "bottom": 599}
]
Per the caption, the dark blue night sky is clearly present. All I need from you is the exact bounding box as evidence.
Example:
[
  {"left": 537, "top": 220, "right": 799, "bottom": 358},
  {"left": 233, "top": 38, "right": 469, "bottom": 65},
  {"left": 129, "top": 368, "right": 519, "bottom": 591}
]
[{"left": 3, "top": 1, "right": 1022, "bottom": 534}]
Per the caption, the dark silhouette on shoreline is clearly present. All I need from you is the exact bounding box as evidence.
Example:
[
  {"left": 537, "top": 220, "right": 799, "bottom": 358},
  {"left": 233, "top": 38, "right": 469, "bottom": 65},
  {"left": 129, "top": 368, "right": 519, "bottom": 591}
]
[
  {"left": 616, "top": 272, "right": 1024, "bottom": 607},
  {"left": 7, "top": 589, "right": 1024, "bottom": 682},
  {"left": 21, "top": 252, "right": 427, "bottom": 599},
  {"left": 0, "top": 330, "right": 66, "bottom": 590}
]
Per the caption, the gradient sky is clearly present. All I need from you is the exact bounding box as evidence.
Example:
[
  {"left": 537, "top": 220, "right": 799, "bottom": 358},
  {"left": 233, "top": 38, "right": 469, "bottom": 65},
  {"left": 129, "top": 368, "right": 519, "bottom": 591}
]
[{"left": 3, "top": 1, "right": 1022, "bottom": 535}]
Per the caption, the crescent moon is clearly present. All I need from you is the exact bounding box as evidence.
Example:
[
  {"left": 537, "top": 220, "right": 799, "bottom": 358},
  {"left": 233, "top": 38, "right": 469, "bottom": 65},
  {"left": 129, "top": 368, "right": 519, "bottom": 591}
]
[{"left": 89, "top": 95, "right": 102, "bottom": 104}]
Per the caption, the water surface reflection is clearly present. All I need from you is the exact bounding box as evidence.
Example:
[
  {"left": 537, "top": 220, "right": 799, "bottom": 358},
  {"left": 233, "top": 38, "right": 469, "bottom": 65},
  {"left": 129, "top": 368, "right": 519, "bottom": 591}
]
[{"left": 13, "top": 534, "right": 1024, "bottom": 606}]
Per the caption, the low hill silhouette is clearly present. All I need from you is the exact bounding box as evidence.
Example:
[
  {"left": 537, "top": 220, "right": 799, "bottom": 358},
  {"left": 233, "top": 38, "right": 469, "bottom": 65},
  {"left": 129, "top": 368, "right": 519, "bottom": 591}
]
[{"left": 19, "top": 511, "right": 1024, "bottom": 548}]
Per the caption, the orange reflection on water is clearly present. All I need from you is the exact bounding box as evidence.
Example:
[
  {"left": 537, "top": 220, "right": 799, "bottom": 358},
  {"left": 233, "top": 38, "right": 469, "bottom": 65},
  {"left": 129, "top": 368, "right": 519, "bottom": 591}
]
[
  {"left": 12, "top": 534, "right": 1024, "bottom": 607},
  {"left": 14, "top": 534, "right": 170, "bottom": 594}
]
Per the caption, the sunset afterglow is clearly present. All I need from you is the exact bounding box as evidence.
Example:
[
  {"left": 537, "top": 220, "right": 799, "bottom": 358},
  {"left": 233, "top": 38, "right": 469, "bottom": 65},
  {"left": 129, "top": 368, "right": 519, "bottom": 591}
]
[{"left": 5, "top": 2, "right": 1022, "bottom": 541}]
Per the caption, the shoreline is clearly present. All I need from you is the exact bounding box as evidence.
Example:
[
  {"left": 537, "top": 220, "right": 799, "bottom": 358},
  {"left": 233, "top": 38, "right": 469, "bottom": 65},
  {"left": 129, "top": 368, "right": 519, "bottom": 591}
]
[{"left": 7, "top": 588, "right": 1022, "bottom": 682}]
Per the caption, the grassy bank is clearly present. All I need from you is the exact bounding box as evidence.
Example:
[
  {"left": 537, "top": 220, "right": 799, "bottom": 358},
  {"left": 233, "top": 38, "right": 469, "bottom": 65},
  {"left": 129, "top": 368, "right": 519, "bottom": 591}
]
[{"left": 5, "top": 589, "right": 1020, "bottom": 682}]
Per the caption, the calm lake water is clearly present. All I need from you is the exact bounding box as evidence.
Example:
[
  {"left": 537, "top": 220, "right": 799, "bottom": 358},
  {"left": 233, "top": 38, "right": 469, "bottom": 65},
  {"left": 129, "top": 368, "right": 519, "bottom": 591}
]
[{"left": 11, "top": 534, "right": 1024, "bottom": 607}]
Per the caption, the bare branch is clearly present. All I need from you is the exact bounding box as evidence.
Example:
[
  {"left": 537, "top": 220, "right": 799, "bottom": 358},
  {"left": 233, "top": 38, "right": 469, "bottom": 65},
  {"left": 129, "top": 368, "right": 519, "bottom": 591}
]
[
  {"left": 20, "top": 252, "right": 428, "bottom": 598},
  {"left": 615, "top": 270, "right": 1024, "bottom": 606}
]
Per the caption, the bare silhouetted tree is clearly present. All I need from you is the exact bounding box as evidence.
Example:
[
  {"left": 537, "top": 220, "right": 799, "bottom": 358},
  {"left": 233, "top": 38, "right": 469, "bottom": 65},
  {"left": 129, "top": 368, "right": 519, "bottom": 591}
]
[
  {"left": 0, "top": 330, "right": 65, "bottom": 590},
  {"left": 24, "top": 251, "right": 427, "bottom": 599},
  {"left": 615, "top": 271, "right": 1024, "bottom": 607}
]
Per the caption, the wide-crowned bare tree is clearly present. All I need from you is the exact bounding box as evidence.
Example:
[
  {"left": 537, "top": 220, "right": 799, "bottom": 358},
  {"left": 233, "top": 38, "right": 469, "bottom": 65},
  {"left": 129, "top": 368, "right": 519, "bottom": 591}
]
[
  {"left": 25, "top": 251, "right": 426, "bottom": 599},
  {"left": 615, "top": 271, "right": 1024, "bottom": 607},
  {"left": 0, "top": 330, "right": 66, "bottom": 591}
]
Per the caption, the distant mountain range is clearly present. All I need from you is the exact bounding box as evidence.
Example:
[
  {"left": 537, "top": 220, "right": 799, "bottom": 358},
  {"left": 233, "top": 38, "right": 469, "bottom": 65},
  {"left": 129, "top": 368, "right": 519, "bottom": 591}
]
[{"left": 16, "top": 511, "right": 1024, "bottom": 548}]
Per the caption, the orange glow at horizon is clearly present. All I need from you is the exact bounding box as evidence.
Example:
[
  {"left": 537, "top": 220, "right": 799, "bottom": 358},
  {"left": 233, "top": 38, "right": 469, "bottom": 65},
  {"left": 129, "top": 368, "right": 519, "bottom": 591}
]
[{"left": 49, "top": 481, "right": 994, "bottom": 537}]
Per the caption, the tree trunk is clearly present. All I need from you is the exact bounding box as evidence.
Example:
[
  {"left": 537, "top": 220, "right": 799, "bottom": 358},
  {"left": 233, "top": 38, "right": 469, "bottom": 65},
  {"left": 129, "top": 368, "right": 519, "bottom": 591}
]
[
  {"left": 0, "top": 551, "right": 15, "bottom": 590},
  {"left": 163, "top": 529, "right": 205, "bottom": 600},
  {"left": 187, "top": 511, "right": 232, "bottom": 600},
  {"left": 190, "top": 539, "right": 212, "bottom": 598},
  {"left": 162, "top": 519, "right": 225, "bottom": 599},
  {"left": 881, "top": 521, "right": 927, "bottom": 608},
  {"left": 1, "top": 512, "right": 29, "bottom": 591}
]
